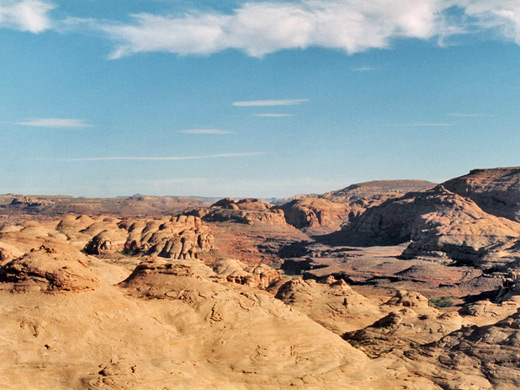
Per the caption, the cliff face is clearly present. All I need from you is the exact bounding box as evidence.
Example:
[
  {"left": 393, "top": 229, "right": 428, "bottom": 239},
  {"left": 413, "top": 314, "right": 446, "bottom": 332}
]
[
  {"left": 442, "top": 167, "right": 520, "bottom": 223},
  {"left": 320, "top": 180, "right": 436, "bottom": 203},
  {"left": 334, "top": 184, "right": 520, "bottom": 268},
  {"left": 275, "top": 198, "right": 351, "bottom": 232}
]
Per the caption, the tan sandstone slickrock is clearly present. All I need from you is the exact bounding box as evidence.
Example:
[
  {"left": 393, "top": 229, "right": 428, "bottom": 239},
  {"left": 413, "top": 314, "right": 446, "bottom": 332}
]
[
  {"left": 274, "top": 276, "right": 386, "bottom": 334},
  {"left": 404, "top": 308, "right": 520, "bottom": 390},
  {"left": 0, "top": 256, "right": 442, "bottom": 390},
  {"left": 342, "top": 290, "right": 463, "bottom": 358},
  {"left": 210, "top": 258, "right": 282, "bottom": 289},
  {"left": 122, "top": 215, "right": 213, "bottom": 259},
  {"left": 0, "top": 213, "right": 215, "bottom": 261},
  {"left": 0, "top": 245, "right": 99, "bottom": 292}
]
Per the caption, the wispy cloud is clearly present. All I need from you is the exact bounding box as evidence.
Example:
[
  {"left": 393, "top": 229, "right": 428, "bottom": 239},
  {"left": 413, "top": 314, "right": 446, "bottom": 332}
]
[
  {"left": 352, "top": 66, "right": 376, "bottom": 72},
  {"left": 15, "top": 118, "right": 91, "bottom": 128},
  {"left": 405, "top": 122, "right": 455, "bottom": 127},
  {"left": 448, "top": 113, "right": 491, "bottom": 117},
  {"left": 177, "top": 128, "right": 234, "bottom": 134},
  {"left": 55, "top": 152, "right": 264, "bottom": 162},
  {"left": 233, "top": 99, "right": 308, "bottom": 107},
  {"left": 463, "top": 1, "right": 520, "bottom": 45},
  {"left": 0, "top": 0, "right": 54, "bottom": 33},
  {"left": 253, "top": 113, "right": 293, "bottom": 117}
]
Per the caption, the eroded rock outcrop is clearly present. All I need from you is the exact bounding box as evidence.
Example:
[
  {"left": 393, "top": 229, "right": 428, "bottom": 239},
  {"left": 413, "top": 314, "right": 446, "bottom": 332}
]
[
  {"left": 385, "top": 289, "right": 429, "bottom": 307},
  {"left": 333, "top": 185, "right": 520, "bottom": 268},
  {"left": 9, "top": 196, "right": 54, "bottom": 209},
  {"left": 320, "top": 180, "right": 435, "bottom": 203},
  {"left": 123, "top": 215, "right": 213, "bottom": 259},
  {"left": 343, "top": 290, "right": 462, "bottom": 358},
  {"left": 275, "top": 276, "right": 384, "bottom": 333},
  {"left": 84, "top": 229, "right": 129, "bottom": 255},
  {"left": 443, "top": 167, "right": 520, "bottom": 223},
  {"left": 211, "top": 259, "right": 281, "bottom": 289},
  {"left": 408, "top": 308, "right": 520, "bottom": 390},
  {"left": 0, "top": 245, "right": 99, "bottom": 292},
  {"left": 275, "top": 198, "right": 351, "bottom": 232},
  {"left": 189, "top": 197, "right": 287, "bottom": 226}
]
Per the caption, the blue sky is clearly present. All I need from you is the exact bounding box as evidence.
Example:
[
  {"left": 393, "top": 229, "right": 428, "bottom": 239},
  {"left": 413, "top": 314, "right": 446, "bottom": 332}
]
[{"left": 1, "top": 0, "right": 520, "bottom": 198}]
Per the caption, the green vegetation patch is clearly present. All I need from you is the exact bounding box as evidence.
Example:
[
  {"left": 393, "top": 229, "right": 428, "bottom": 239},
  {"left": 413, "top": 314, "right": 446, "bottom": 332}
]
[{"left": 428, "top": 296, "right": 454, "bottom": 308}]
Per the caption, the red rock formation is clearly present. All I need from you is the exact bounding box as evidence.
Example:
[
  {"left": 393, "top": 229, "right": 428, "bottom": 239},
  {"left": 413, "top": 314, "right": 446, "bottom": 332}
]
[
  {"left": 275, "top": 198, "right": 351, "bottom": 232},
  {"left": 189, "top": 198, "right": 287, "bottom": 226}
]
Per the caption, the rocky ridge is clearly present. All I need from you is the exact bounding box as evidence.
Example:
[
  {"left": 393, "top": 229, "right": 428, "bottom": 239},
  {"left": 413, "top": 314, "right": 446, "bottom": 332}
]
[{"left": 333, "top": 184, "right": 520, "bottom": 268}]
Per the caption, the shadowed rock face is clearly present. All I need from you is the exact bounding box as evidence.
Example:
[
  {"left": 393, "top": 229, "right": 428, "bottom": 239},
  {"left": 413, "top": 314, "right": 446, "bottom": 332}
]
[
  {"left": 275, "top": 181, "right": 435, "bottom": 233},
  {"left": 9, "top": 196, "right": 54, "bottom": 209},
  {"left": 408, "top": 308, "right": 520, "bottom": 390},
  {"left": 84, "top": 229, "right": 128, "bottom": 255},
  {"left": 330, "top": 185, "right": 520, "bottom": 267},
  {"left": 443, "top": 167, "right": 520, "bottom": 223},
  {"left": 275, "top": 198, "right": 352, "bottom": 231}
]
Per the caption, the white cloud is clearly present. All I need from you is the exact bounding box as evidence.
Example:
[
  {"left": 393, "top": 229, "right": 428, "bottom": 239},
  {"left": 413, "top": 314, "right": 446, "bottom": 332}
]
[
  {"left": 4, "top": 1, "right": 520, "bottom": 57},
  {"left": 4, "top": 1, "right": 520, "bottom": 58},
  {"left": 233, "top": 98, "right": 308, "bottom": 107},
  {"left": 0, "top": 0, "right": 54, "bottom": 33},
  {"left": 253, "top": 113, "right": 293, "bottom": 117},
  {"left": 177, "top": 128, "right": 235, "bottom": 134},
  {"left": 461, "top": 0, "right": 520, "bottom": 44},
  {"left": 15, "top": 118, "right": 91, "bottom": 128},
  {"left": 99, "top": 0, "right": 453, "bottom": 58},
  {"left": 56, "top": 152, "right": 265, "bottom": 162}
]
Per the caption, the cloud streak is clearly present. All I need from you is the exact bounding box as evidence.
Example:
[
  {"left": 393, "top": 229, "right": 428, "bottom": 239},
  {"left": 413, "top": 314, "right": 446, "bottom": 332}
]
[
  {"left": 253, "top": 113, "right": 293, "bottom": 117},
  {"left": 0, "top": 0, "right": 54, "bottom": 33},
  {"left": 448, "top": 112, "right": 491, "bottom": 117},
  {"left": 55, "top": 152, "right": 265, "bottom": 162},
  {"left": 352, "top": 66, "right": 376, "bottom": 72},
  {"left": 233, "top": 98, "right": 308, "bottom": 107},
  {"left": 177, "top": 128, "right": 234, "bottom": 134},
  {"left": 15, "top": 118, "right": 91, "bottom": 128},
  {"left": 405, "top": 122, "right": 455, "bottom": 127}
]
